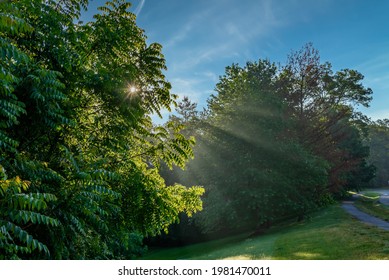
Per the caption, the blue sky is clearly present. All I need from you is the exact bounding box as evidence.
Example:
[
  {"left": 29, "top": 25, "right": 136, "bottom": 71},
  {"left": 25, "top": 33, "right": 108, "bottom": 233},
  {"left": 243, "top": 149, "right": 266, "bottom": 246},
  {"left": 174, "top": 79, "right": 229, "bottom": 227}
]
[{"left": 84, "top": 0, "right": 389, "bottom": 122}]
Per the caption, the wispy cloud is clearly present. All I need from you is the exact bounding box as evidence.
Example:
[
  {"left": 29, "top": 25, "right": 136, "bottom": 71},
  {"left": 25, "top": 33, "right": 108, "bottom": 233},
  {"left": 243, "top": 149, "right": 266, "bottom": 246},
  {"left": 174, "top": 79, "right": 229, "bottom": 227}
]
[
  {"left": 153, "top": 0, "right": 288, "bottom": 124},
  {"left": 134, "top": 0, "right": 145, "bottom": 17},
  {"left": 360, "top": 108, "right": 389, "bottom": 121},
  {"left": 353, "top": 51, "right": 389, "bottom": 109},
  {"left": 150, "top": 73, "right": 217, "bottom": 124},
  {"left": 200, "top": 71, "right": 219, "bottom": 83},
  {"left": 164, "top": 22, "right": 194, "bottom": 49},
  {"left": 164, "top": 9, "right": 213, "bottom": 49},
  {"left": 355, "top": 51, "right": 389, "bottom": 73},
  {"left": 164, "top": 0, "right": 285, "bottom": 74},
  {"left": 146, "top": 0, "right": 388, "bottom": 124},
  {"left": 169, "top": 74, "right": 216, "bottom": 104}
]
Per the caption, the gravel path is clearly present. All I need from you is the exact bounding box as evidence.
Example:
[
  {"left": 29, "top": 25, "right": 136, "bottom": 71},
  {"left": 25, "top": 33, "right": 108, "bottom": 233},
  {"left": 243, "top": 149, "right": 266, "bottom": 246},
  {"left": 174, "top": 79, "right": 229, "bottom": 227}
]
[{"left": 342, "top": 189, "right": 389, "bottom": 231}]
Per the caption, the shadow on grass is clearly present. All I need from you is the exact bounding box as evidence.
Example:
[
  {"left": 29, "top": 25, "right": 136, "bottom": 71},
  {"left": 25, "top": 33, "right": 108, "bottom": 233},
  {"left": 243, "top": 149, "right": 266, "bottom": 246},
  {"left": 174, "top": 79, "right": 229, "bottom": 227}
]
[{"left": 142, "top": 205, "right": 389, "bottom": 260}]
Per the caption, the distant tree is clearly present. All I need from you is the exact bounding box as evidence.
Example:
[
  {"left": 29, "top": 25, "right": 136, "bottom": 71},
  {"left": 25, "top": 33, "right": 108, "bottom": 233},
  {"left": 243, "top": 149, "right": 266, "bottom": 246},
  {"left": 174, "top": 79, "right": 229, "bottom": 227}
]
[
  {"left": 168, "top": 96, "right": 200, "bottom": 140},
  {"left": 368, "top": 119, "right": 389, "bottom": 187},
  {"left": 174, "top": 96, "right": 198, "bottom": 123}
]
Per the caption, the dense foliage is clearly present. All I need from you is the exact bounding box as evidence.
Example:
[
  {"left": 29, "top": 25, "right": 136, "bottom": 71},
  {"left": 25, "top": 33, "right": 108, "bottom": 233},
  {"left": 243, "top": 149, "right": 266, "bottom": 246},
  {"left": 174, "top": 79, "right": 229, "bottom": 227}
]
[
  {"left": 1, "top": 0, "right": 382, "bottom": 256},
  {"left": 164, "top": 44, "right": 375, "bottom": 236},
  {"left": 278, "top": 44, "right": 374, "bottom": 195},
  {"left": 368, "top": 119, "right": 389, "bottom": 187},
  {"left": 0, "top": 0, "right": 203, "bottom": 259},
  {"left": 193, "top": 60, "right": 329, "bottom": 233}
]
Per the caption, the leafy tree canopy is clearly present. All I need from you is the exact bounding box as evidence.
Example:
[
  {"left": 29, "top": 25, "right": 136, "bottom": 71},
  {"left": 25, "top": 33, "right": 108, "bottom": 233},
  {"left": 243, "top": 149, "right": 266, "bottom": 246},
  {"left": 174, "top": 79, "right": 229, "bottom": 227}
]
[
  {"left": 0, "top": 0, "right": 203, "bottom": 259},
  {"left": 164, "top": 44, "right": 374, "bottom": 236}
]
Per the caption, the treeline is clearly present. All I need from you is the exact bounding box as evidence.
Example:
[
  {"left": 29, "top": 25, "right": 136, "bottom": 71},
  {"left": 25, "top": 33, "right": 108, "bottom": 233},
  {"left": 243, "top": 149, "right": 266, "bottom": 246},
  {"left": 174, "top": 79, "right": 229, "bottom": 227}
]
[
  {"left": 0, "top": 0, "right": 203, "bottom": 259},
  {"left": 159, "top": 44, "right": 380, "bottom": 243}
]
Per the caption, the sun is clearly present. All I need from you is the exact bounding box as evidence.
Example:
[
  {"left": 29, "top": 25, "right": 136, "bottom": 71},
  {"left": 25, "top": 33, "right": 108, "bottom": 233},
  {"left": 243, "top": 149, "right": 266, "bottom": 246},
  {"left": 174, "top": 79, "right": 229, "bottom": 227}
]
[{"left": 126, "top": 85, "right": 138, "bottom": 99}]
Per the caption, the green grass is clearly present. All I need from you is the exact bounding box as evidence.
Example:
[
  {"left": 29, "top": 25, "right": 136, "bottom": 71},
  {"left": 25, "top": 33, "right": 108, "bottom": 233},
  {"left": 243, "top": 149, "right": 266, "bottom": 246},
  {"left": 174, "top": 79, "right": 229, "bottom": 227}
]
[
  {"left": 354, "top": 200, "right": 389, "bottom": 222},
  {"left": 353, "top": 189, "right": 389, "bottom": 222},
  {"left": 360, "top": 191, "right": 381, "bottom": 200},
  {"left": 142, "top": 204, "right": 389, "bottom": 260},
  {"left": 348, "top": 190, "right": 381, "bottom": 201}
]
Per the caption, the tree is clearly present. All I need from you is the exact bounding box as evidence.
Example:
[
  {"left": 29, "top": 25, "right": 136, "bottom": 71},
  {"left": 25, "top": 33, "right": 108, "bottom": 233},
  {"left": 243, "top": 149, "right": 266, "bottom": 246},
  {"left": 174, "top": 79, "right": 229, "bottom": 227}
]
[
  {"left": 0, "top": 0, "right": 203, "bottom": 259},
  {"left": 170, "top": 46, "right": 374, "bottom": 236},
  {"left": 187, "top": 60, "right": 329, "bottom": 234},
  {"left": 279, "top": 43, "right": 374, "bottom": 195},
  {"left": 171, "top": 96, "right": 198, "bottom": 123},
  {"left": 368, "top": 119, "right": 389, "bottom": 187}
]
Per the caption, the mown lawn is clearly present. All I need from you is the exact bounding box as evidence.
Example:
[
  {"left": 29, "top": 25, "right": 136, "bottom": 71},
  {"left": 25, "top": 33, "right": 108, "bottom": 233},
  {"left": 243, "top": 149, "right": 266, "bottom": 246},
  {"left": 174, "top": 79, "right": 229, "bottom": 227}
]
[
  {"left": 354, "top": 198, "right": 389, "bottom": 222},
  {"left": 350, "top": 190, "right": 389, "bottom": 222},
  {"left": 142, "top": 204, "right": 389, "bottom": 260}
]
